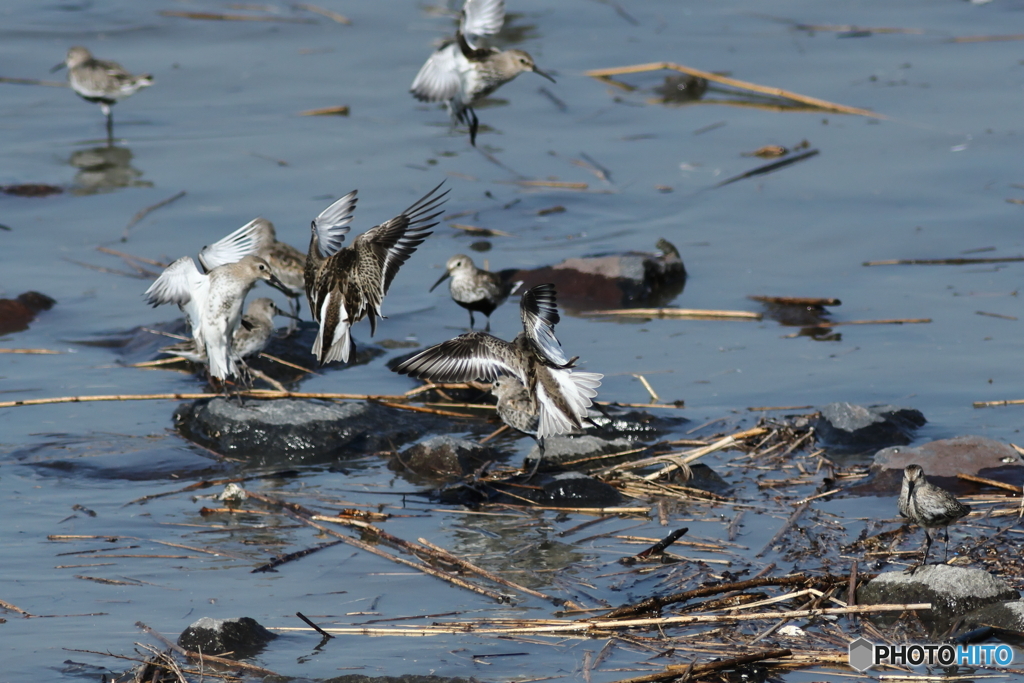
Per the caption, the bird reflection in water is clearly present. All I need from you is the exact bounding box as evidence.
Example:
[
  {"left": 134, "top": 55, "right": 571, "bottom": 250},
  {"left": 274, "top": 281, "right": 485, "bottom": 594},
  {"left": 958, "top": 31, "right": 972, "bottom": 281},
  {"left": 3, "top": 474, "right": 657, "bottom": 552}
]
[{"left": 68, "top": 144, "right": 151, "bottom": 195}]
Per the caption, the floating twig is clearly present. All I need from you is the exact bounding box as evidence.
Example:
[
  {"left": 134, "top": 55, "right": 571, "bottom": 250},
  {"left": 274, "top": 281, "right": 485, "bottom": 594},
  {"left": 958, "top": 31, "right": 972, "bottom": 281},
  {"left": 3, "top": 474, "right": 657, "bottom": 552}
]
[
  {"left": 747, "top": 404, "right": 814, "bottom": 412},
  {"left": 749, "top": 295, "right": 841, "bottom": 307},
  {"left": 586, "top": 62, "right": 879, "bottom": 117},
  {"left": 956, "top": 473, "right": 1022, "bottom": 494},
  {"left": 252, "top": 540, "right": 343, "bottom": 573},
  {"left": 449, "top": 223, "right": 514, "bottom": 237},
  {"left": 586, "top": 308, "right": 762, "bottom": 320},
  {"left": 757, "top": 502, "right": 809, "bottom": 557},
  {"left": 803, "top": 318, "right": 931, "bottom": 327},
  {"left": 715, "top": 149, "right": 819, "bottom": 187},
  {"left": 0, "top": 389, "right": 409, "bottom": 409},
  {"left": 294, "top": 3, "right": 351, "bottom": 24},
  {"left": 122, "top": 190, "right": 186, "bottom": 242},
  {"left": 606, "top": 649, "right": 792, "bottom": 683},
  {"left": 159, "top": 10, "right": 315, "bottom": 22},
  {"left": 296, "top": 612, "right": 336, "bottom": 639},
  {"left": 630, "top": 527, "right": 688, "bottom": 560},
  {"left": 973, "top": 398, "right": 1024, "bottom": 409},
  {"left": 951, "top": 34, "right": 1024, "bottom": 44},
  {"left": 863, "top": 256, "right": 1024, "bottom": 266},
  {"left": 511, "top": 180, "right": 589, "bottom": 190},
  {"left": 976, "top": 311, "right": 1017, "bottom": 321},
  {"left": 300, "top": 105, "right": 350, "bottom": 116},
  {"left": 0, "top": 348, "right": 59, "bottom": 354}
]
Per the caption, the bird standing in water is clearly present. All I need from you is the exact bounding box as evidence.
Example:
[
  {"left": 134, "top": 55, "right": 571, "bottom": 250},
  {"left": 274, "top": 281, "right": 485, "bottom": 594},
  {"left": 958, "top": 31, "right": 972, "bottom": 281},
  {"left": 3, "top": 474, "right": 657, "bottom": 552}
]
[
  {"left": 430, "top": 254, "right": 522, "bottom": 330},
  {"left": 410, "top": 0, "right": 555, "bottom": 145},
  {"left": 304, "top": 182, "right": 448, "bottom": 365},
  {"left": 52, "top": 46, "right": 153, "bottom": 143},
  {"left": 898, "top": 464, "right": 971, "bottom": 571},
  {"left": 395, "top": 283, "right": 602, "bottom": 478}
]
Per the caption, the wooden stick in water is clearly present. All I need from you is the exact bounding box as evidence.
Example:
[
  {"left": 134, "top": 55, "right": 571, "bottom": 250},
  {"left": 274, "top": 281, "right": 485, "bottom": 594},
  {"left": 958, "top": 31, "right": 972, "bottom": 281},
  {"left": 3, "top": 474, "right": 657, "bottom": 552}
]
[
  {"left": 586, "top": 62, "right": 880, "bottom": 117},
  {"left": 587, "top": 308, "right": 762, "bottom": 320}
]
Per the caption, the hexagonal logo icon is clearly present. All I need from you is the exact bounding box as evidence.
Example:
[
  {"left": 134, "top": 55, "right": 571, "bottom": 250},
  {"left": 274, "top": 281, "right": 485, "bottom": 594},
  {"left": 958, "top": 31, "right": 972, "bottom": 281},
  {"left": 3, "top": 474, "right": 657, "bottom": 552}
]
[{"left": 848, "top": 637, "right": 875, "bottom": 672}]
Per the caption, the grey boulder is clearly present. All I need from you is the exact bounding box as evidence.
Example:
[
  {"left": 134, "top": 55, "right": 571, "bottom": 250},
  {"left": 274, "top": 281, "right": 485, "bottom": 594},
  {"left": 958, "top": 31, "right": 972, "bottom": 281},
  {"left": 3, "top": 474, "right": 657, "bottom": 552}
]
[{"left": 813, "top": 402, "right": 925, "bottom": 454}]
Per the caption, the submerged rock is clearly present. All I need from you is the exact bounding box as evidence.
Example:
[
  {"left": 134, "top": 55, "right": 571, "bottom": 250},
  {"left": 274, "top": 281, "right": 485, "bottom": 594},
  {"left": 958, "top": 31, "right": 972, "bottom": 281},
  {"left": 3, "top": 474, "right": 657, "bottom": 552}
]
[
  {"left": 535, "top": 472, "right": 622, "bottom": 507},
  {"left": 812, "top": 402, "right": 925, "bottom": 455},
  {"left": 177, "top": 616, "right": 276, "bottom": 658},
  {"left": 857, "top": 565, "right": 1018, "bottom": 635},
  {"left": 867, "top": 435, "right": 1024, "bottom": 494},
  {"left": 957, "top": 599, "right": 1024, "bottom": 633},
  {"left": 526, "top": 435, "right": 637, "bottom": 473},
  {"left": 0, "top": 291, "right": 55, "bottom": 335},
  {"left": 174, "top": 398, "right": 444, "bottom": 463},
  {"left": 392, "top": 436, "right": 500, "bottom": 481},
  {"left": 502, "top": 239, "right": 686, "bottom": 312}
]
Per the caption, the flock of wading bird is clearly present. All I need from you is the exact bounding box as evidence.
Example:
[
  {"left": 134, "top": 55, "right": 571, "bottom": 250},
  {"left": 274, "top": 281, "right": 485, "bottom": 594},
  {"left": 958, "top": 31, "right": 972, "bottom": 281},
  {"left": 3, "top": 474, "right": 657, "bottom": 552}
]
[
  {"left": 52, "top": 0, "right": 553, "bottom": 146},
  {"left": 143, "top": 180, "right": 602, "bottom": 480},
  {"left": 52, "top": 1, "right": 972, "bottom": 559}
]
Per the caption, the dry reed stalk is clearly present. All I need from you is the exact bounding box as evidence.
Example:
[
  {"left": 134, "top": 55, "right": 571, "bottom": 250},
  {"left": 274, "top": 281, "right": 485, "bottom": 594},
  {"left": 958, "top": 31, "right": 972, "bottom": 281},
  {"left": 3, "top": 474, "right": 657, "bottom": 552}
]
[
  {"left": 974, "top": 398, "right": 1024, "bottom": 408},
  {"left": 863, "top": 256, "right": 1024, "bottom": 266},
  {"left": 956, "top": 473, "right": 1022, "bottom": 494},
  {"left": 284, "top": 511, "right": 509, "bottom": 602},
  {"left": 299, "top": 105, "right": 350, "bottom": 116},
  {"left": 0, "top": 348, "right": 59, "bottom": 354},
  {"left": 585, "top": 62, "right": 879, "bottom": 117},
  {"left": 449, "top": 223, "right": 514, "bottom": 237},
  {"left": 294, "top": 3, "right": 351, "bottom": 24},
  {"left": 632, "top": 374, "right": 660, "bottom": 402},
  {"left": 587, "top": 307, "right": 762, "bottom": 320},
  {"left": 159, "top": 10, "right": 315, "bottom": 22}
]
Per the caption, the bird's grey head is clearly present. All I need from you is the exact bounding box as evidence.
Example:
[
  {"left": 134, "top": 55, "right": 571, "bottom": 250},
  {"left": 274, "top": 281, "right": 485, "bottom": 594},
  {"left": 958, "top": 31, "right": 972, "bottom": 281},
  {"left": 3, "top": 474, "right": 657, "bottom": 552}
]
[
  {"left": 65, "top": 46, "right": 92, "bottom": 68},
  {"left": 246, "top": 297, "right": 279, "bottom": 317},
  {"left": 491, "top": 376, "right": 524, "bottom": 400},
  {"left": 235, "top": 255, "right": 286, "bottom": 290},
  {"left": 904, "top": 464, "right": 925, "bottom": 482},
  {"left": 500, "top": 49, "right": 556, "bottom": 83},
  {"left": 446, "top": 254, "right": 475, "bottom": 274}
]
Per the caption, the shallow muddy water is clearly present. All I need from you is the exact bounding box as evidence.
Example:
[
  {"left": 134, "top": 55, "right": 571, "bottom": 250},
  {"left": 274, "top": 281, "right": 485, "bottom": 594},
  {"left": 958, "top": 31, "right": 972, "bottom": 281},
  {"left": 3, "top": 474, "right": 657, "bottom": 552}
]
[{"left": 2, "top": 0, "right": 1024, "bottom": 680}]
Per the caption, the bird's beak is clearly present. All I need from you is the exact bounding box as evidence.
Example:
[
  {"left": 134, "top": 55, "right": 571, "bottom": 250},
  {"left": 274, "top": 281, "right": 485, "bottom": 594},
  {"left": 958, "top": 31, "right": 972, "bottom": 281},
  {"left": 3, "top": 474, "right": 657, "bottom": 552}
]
[
  {"left": 429, "top": 270, "right": 451, "bottom": 292},
  {"left": 50, "top": 61, "right": 67, "bottom": 74},
  {"left": 533, "top": 66, "right": 556, "bottom": 84},
  {"left": 274, "top": 305, "right": 301, "bottom": 321},
  {"left": 266, "top": 273, "right": 290, "bottom": 295}
]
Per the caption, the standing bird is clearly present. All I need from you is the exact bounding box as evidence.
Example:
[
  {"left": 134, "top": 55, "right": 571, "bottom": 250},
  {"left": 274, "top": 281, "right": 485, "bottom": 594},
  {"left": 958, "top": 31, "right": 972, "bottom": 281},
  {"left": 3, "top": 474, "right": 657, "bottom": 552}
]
[
  {"left": 410, "top": 0, "right": 555, "bottom": 146},
  {"left": 394, "top": 283, "right": 602, "bottom": 478},
  {"left": 898, "top": 464, "right": 972, "bottom": 571},
  {"left": 430, "top": 254, "right": 522, "bottom": 331},
  {"left": 159, "top": 297, "right": 293, "bottom": 365},
  {"left": 145, "top": 256, "right": 287, "bottom": 382},
  {"left": 304, "top": 182, "right": 448, "bottom": 365},
  {"left": 247, "top": 218, "right": 307, "bottom": 331},
  {"left": 52, "top": 46, "right": 153, "bottom": 143}
]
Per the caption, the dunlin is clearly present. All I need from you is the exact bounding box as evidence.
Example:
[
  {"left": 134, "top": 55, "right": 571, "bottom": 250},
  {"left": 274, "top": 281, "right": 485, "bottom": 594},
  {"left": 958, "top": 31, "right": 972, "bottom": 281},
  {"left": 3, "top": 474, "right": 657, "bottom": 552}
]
[
  {"left": 305, "top": 182, "right": 448, "bottom": 365},
  {"left": 145, "top": 255, "right": 287, "bottom": 381},
  {"left": 52, "top": 46, "right": 153, "bottom": 142},
  {"left": 160, "top": 297, "right": 291, "bottom": 365},
  {"left": 410, "top": 0, "right": 555, "bottom": 146},
  {"left": 394, "top": 283, "right": 602, "bottom": 477},
  {"left": 430, "top": 254, "right": 522, "bottom": 330},
  {"left": 246, "top": 218, "right": 306, "bottom": 328},
  {"left": 897, "top": 464, "right": 971, "bottom": 570}
]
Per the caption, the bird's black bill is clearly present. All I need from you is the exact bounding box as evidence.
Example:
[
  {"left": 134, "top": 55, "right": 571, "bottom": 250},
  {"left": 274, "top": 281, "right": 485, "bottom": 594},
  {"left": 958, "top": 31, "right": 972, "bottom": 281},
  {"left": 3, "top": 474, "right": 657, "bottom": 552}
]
[
  {"left": 267, "top": 273, "right": 291, "bottom": 296},
  {"left": 533, "top": 67, "right": 556, "bottom": 84},
  {"left": 429, "top": 271, "right": 451, "bottom": 292},
  {"left": 50, "top": 62, "right": 67, "bottom": 74}
]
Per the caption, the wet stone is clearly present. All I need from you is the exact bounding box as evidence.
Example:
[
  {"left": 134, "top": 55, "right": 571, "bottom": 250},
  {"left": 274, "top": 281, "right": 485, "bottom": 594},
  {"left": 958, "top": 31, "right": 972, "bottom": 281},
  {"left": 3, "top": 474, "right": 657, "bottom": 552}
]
[
  {"left": 957, "top": 599, "right": 1024, "bottom": 634},
  {"left": 866, "top": 435, "right": 1024, "bottom": 494},
  {"left": 174, "top": 398, "right": 442, "bottom": 463},
  {"left": 503, "top": 239, "right": 686, "bottom": 311},
  {"left": 526, "top": 435, "right": 637, "bottom": 472},
  {"left": 589, "top": 408, "right": 688, "bottom": 439},
  {"left": 0, "top": 290, "right": 56, "bottom": 336},
  {"left": 812, "top": 402, "right": 925, "bottom": 455},
  {"left": 535, "top": 472, "right": 623, "bottom": 507},
  {"left": 857, "top": 565, "right": 1019, "bottom": 635},
  {"left": 177, "top": 616, "right": 276, "bottom": 659},
  {"left": 392, "top": 436, "right": 499, "bottom": 481}
]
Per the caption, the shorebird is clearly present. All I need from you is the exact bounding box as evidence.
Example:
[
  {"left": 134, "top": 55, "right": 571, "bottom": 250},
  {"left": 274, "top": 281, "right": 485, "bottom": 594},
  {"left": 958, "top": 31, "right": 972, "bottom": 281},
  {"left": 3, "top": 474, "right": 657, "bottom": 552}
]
[
  {"left": 245, "top": 218, "right": 306, "bottom": 330},
  {"left": 145, "top": 256, "right": 287, "bottom": 382},
  {"left": 898, "top": 464, "right": 971, "bottom": 571},
  {"left": 394, "top": 283, "right": 602, "bottom": 478},
  {"left": 304, "top": 182, "right": 448, "bottom": 365},
  {"left": 159, "top": 297, "right": 292, "bottom": 364},
  {"left": 430, "top": 254, "right": 522, "bottom": 330},
  {"left": 52, "top": 46, "right": 153, "bottom": 142},
  {"left": 410, "top": 0, "right": 555, "bottom": 146}
]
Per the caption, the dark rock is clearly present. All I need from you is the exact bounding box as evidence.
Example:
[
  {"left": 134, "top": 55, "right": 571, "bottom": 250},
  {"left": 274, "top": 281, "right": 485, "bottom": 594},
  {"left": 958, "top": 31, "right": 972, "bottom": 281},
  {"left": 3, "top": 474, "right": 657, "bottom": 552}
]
[
  {"left": 813, "top": 402, "right": 925, "bottom": 455},
  {"left": 957, "top": 599, "right": 1024, "bottom": 633},
  {"left": 1, "top": 183, "right": 63, "bottom": 197},
  {"left": 864, "top": 435, "right": 1024, "bottom": 495},
  {"left": 502, "top": 239, "right": 686, "bottom": 312},
  {"left": 0, "top": 291, "right": 56, "bottom": 335},
  {"left": 674, "top": 463, "right": 731, "bottom": 495},
  {"left": 392, "top": 436, "right": 500, "bottom": 481},
  {"left": 526, "top": 435, "right": 637, "bottom": 472},
  {"left": 177, "top": 616, "right": 276, "bottom": 658},
  {"left": 588, "top": 408, "right": 688, "bottom": 439},
  {"left": 535, "top": 472, "right": 623, "bottom": 507},
  {"left": 656, "top": 74, "right": 707, "bottom": 103},
  {"left": 174, "top": 398, "right": 444, "bottom": 463},
  {"left": 857, "top": 565, "right": 1019, "bottom": 636}
]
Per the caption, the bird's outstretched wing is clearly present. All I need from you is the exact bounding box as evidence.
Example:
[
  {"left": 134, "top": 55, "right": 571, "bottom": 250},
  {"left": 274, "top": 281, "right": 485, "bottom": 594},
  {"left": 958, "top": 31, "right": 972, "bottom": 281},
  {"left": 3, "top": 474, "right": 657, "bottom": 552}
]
[
  {"left": 520, "top": 283, "right": 569, "bottom": 366},
  {"left": 311, "top": 190, "right": 358, "bottom": 259},
  {"left": 394, "top": 331, "right": 525, "bottom": 384}
]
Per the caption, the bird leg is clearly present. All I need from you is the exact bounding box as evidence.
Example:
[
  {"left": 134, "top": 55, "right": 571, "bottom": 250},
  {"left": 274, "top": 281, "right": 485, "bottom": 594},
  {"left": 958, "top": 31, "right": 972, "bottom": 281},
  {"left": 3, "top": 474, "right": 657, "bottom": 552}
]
[
  {"left": 101, "top": 103, "right": 113, "bottom": 146},
  {"left": 467, "top": 107, "right": 480, "bottom": 147},
  {"left": 282, "top": 296, "right": 301, "bottom": 337},
  {"left": 468, "top": 310, "right": 476, "bottom": 330},
  {"left": 523, "top": 437, "right": 545, "bottom": 482}
]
